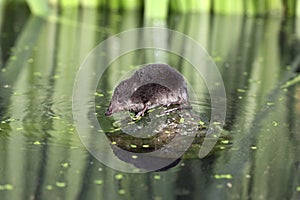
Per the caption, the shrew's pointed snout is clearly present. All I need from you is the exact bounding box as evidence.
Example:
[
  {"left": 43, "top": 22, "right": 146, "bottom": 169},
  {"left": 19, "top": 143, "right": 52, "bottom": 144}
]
[
  {"left": 105, "top": 103, "right": 113, "bottom": 116},
  {"left": 105, "top": 101, "right": 126, "bottom": 116},
  {"left": 105, "top": 106, "right": 113, "bottom": 116},
  {"left": 105, "top": 109, "right": 112, "bottom": 116}
]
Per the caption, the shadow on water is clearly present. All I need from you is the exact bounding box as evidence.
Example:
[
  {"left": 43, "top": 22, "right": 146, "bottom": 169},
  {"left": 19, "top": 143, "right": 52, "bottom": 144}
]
[{"left": 0, "top": 4, "right": 300, "bottom": 200}]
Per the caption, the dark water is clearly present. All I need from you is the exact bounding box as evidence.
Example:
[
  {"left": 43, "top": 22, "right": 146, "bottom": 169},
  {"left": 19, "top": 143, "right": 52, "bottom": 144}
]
[{"left": 0, "top": 4, "right": 300, "bottom": 200}]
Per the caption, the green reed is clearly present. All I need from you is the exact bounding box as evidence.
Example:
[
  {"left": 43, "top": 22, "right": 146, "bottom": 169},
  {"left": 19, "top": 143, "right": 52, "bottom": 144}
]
[{"left": 1, "top": 0, "right": 299, "bottom": 18}]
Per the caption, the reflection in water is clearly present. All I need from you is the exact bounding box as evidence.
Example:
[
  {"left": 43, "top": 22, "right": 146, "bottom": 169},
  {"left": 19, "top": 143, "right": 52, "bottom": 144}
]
[{"left": 0, "top": 6, "right": 300, "bottom": 200}]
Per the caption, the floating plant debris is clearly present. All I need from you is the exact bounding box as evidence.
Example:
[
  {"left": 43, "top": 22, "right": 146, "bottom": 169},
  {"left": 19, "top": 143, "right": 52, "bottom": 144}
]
[
  {"left": 214, "top": 174, "right": 233, "bottom": 179},
  {"left": 55, "top": 182, "right": 67, "bottom": 188},
  {"left": 118, "top": 189, "right": 126, "bottom": 195},
  {"left": 115, "top": 174, "right": 123, "bottom": 180},
  {"left": 94, "top": 180, "right": 103, "bottom": 185},
  {"left": 0, "top": 184, "right": 13, "bottom": 191}
]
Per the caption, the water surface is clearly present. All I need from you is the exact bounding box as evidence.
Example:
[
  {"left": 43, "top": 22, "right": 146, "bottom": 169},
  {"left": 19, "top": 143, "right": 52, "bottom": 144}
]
[{"left": 0, "top": 5, "right": 300, "bottom": 200}]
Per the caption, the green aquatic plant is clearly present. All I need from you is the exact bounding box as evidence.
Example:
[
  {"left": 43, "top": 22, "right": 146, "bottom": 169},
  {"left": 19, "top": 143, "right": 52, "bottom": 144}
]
[
  {"left": 2, "top": 0, "right": 299, "bottom": 17},
  {"left": 281, "top": 74, "right": 300, "bottom": 88},
  {"left": 26, "top": 0, "right": 49, "bottom": 16}
]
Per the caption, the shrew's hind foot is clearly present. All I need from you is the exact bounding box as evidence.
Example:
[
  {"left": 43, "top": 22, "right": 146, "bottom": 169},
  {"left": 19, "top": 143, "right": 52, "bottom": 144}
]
[
  {"left": 135, "top": 103, "right": 149, "bottom": 118},
  {"left": 163, "top": 105, "right": 192, "bottom": 114}
]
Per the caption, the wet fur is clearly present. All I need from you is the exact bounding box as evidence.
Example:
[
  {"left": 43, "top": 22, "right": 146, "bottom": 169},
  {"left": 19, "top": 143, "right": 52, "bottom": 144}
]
[{"left": 105, "top": 64, "right": 189, "bottom": 116}]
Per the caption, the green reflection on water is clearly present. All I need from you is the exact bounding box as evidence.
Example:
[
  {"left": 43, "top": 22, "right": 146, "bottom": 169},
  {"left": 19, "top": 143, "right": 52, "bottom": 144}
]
[{"left": 0, "top": 6, "right": 300, "bottom": 200}]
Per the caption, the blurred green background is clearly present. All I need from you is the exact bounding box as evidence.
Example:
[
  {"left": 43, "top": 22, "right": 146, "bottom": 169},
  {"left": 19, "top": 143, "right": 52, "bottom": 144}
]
[{"left": 0, "top": 0, "right": 300, "bottom": 200}]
